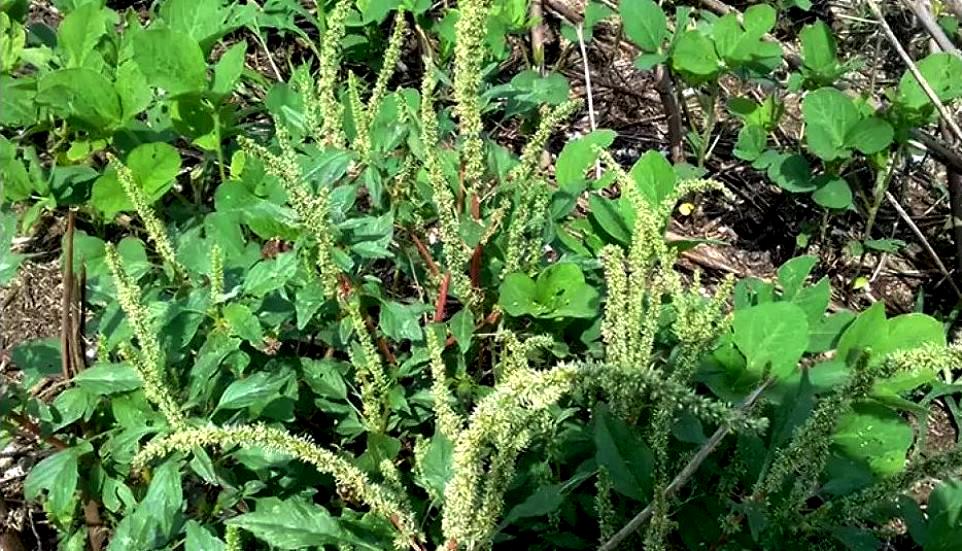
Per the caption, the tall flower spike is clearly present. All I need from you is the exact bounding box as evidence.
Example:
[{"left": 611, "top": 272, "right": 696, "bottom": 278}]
[
  {"left": 315, "top": 0, "right": 352, "bottom": 147},
  {"left": 453, "top": 0, "right": 493, "bottom": 190},
  {"left": 368, "top": 11, "right": 408, "bottom": 120},
  {"left": 509, "top": 99, "right": 582, "bottom": 184},
  {"left": 442, "top": 364, "right": 580, "bottom": 547},
  {"left": 420, "top": 68, "right": 475, "bottom": 304},
  {"left": 347, "top": 71, "right": 371, "bottom": 159},
  {"left": 105, "top": 245, "right": 185, "bottom": 428},
  {"left": 224, "top": 525, "right": 242, "bottom": 551},
  {"left": 209, "top": 244, "right": 224, "bottom": 306},
  {"left": 108, "top": 154, "right": 186, "bottom": 280},
  {"left": 500, "top": 179, "right": 551, "bottom": 278},
  {"left": 239, "top": 133, "right": 339, "bottom": 295},
  {"left": 134, "top": 424, "right": 422, "bottom": 549},
  {"left": 343, "top": 297, "right": 390, "bottom": 432},
  {"left": 426, "top": 324, "right": 464, "bottom": 439}
]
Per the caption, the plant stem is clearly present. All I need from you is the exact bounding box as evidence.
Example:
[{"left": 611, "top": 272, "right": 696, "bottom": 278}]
[
  {"left": 697, "top": 84, "right": 719, "bottom": 168},
  {"left": 864, "top": 147, "right": 901, "bottom": 241}
]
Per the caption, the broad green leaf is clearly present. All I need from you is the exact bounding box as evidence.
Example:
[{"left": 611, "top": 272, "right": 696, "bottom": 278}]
[
  {"left": 108, "top": 460, "right": 183, "bottom": 550},
  {"left": 379, "top": 301, "right": 424, "bottom": 342},
  {"left": 777, "top": 255, "right": 817, "bottom": 299},
  {"left": 803, "top": 88, "right": 860, "bottom": 161},
  {"left": 161, "top": 0, "right": 231, "bottom": 51},
  {"left": 743, "top": 4, "right": 776, "bottom": 37},
  {"left": 301, "top": 358, "right": 348, "bottom": 400},
  {"left": 223, "top": 303, "right": 264, "bottom": 343},
  {"left": 833, "top": 402, "right": 912, "bottom": 475},
  {"left": 114, "top": 61, "right": 152, "bottom": 121},
  {"left": 620, "top": 0, "right": 668, "bottom": 52},
  {"left": 57, "top": 3, "right": 112, "bottom": 68},
  {"left": 629, "top": 150, "right": 676, "bottom": 207},
  {"left": 808, "top": 310, "right": 856, "bottom": 353},
  {"left": 812, "top": 177, "right": 853, "bottom": 209},
  {"left": 227, "top": 497, "right": 342, "bottom": 549},
  {"left": 768, "top": 154, "right": 815, "bottom": 193},
  {"left": 594, "top": 403, "right": 654, "bottom": 501},
  {"left": 216, "top": 370, "right": 291, "bottom": 412},
  {"left": 185, "top": 521, "right": 226, "bottom": 551},
  {"left": 502, "top": 484, "right": 565, "bottom": 525},
  {"left": 0, "top": 209, "right": 23, "bottom": 284},
  {"left": 556, "top": 129, "right": 616, "bottom": 189},
  {"left": 733, "top": 301, "right": 809, "bottom": 379},
  {"left": 800, "top": 21, "right": 838, "bottom": 75},
  {"left": 24, "top": 445, "right": 88, "bottom": 518},
  {"left": 296, "top": 279, "right": 328, "bottom": 330},
  {"left": 588, "top": 194, "right": 632, "bottom": 245},
  {"left": 415, "top": 434, "right": 454, "bottom": 500},
  {"left": 792, "top": 277, "right": 831, "bottom": 324},
  {"left": 499, "top": 263, "right": 599, "bottom": 319},
  {"left": 134, "top": 29, "right": 207, "bottom": 97},
  {"left": 36, "top": 68, "right": 122, "bottom": 130},
  {"left": 448, "top": 310, "right": 474, "bottom": 354},
  {"left": 926, "top": 479, "right": 962, "bottom": 550},
  {"left": 898, "top": 52, "right": 962, "bottom": 110},
  {"left": 211, "top": 40, "right": 246, "bottom": 98},
  {"left": 243, "top": 252, "right": 298, "bottom": 297},
  {"left": 734, "top": 124, "right": 767, "bottom": 161},
  {"left": 73, "top": 362, "right": 142, "bottom": 395},
  {"left": 671, "top": 30, "right": 721, "bottom": 79},
  {"left": 836, "top": 302, "right": 887, "bottom": 364},
  {"left": 847, "top": 117, "right": 894, "bottom": 155}
]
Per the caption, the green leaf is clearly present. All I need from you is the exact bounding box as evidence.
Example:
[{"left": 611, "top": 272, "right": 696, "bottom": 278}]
[
  {"left": 499, "top": 263, "right": 600, "bottom": 319},
  {"left": 734, "top": 124, "right": 767, "bottom": 161},
  {"left": 926, "top": 479, "right": 962, "bottom": 550},
  {"left": 768, "top": 154, "right": 815, "bottom": 193},
  {"left": 296, "top": 280, "right": 328, "bottom": 330},
  {"left": 161, "top": 0, "right": 232, "bottom": 51},
  {"left": 733, "top": 301, "right": 810, "bottom": 379},
  {"left": 556, "top": 129, "right": 616, "bottom": 189},
  {"left": 800, "top": 21, "right": 838, "bottom": 75},
  {"left": 91, "top": 142, "right": 181, "bottom": 217},
  {"left": 449, "top": 309, "right": 474, "bottom": 354},
  {"left": 502, "top": 484, "right": 565, "bottom": 525},
  {"left": 415, "top": 434, "right": 454, "bottom": 500},
  {"left": 301, "top": 358, "right": 348, "bottom": 400},
  {"left": 620, "top": 0, "right": 668, "bottom": 52},
  {"left": 216, "top": 371, "right": 291, "bottom": 412},
  {"left": 808, "top": 310, "right": 856, "bottom": 353},
  {"left": 588, "top": 194, "right": 632, "bottom": 245},
  {"left": 57, "top": 3, "right": 112, "bottom": 68},
  {"left": 211, "top": 40, "right": 246, "bottom": 98},
  {"left": 73, "top": 362, "right": 142, "bottom": 395},
  {"left": 114, "top": 61, "right": 152, "bottom": 121},
  {"left": 223, "top": 303, "right": 264, "bottom": 344},
  {"left": 671, "top": 30, "right": 721, "bottom": 79},
  {"left": 24, "top": 445, "right": 88, "bottom": 518},
  {"left": 185, "top": 521, "right": 226, "bottom": 551},
  {"left": 847, "top": 117, "right": 893, "bottom": 155},
  {"left": 812, "top": 177, "right": 853, "bottom": 209},
  {"left": 134, "top": 29, "right": 207, "bottom": 97},
  {"left": 743, "top": 4, "right": 776, "bottom": 37},
  {"left": 777, "top": 255, "right": 817, "bottom": 300},
  {"left": 379, "top": 301, "right": 424, "bottom": 342},
  {"left": 629, "top": 150, "right": 676, "bottom": 207},
  {"left": 36, "top": 68, "right": 122, "bottom": 130},
  {"left": 594, "top": 403, "right": 654, "bottom": 501},
  {"left": 803, "top": 88, "right": 861, "bottom": 161},
  {"left": 109, "top": 460, "right": 183, "bottom": 550},
  {"left": 836, "top": 302, "right": 887, "bottom": 364},
  {"left": 244, "top": 252, "right": 298, "bottom": 297},
  {"left": 897, "top": 52, "right": 962, "bottom": 110},
  {"left": 0, "top": 209, "right": 24, "bottom": 285},
  {"left": 227, "top": 497, "right": 342, "bottom": 549},
  {"left": 833, "top": 402, "right": 913, "bottom": 475}
]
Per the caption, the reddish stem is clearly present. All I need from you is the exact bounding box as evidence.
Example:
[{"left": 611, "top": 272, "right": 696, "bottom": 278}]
[{"left": 434, "top": 272, "right": 451, "bottom": 322}]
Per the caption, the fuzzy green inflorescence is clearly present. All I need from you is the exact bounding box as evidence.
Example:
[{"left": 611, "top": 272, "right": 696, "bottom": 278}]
[
  {"left": 347, "top": 71, "right": 371, "bottom": 158},
  {"left": 312, "top": 0, "right": 352, "bottom": 147},
  {"left": 419, "top": 68, "right": 475, "bottom": 303},
  {"left": 343, "top": 297, "right": 391, "bottom": 433},
  {"left": 208, "top": 244, "right": 224, "bottom": 306},
  {"left": 426, "top": 323, "right": 464, "bottom": 439},
  {"left": 368, "top": 12, "right": 408, "bottom": 121},
  {"left": 133, "top": 424, "right": 421, "bottom": 549},
  {"left": 239, "top": 132, "right": 339, "bottom": 295},
  {"left": 453, "top": 0, "right": 493, "bottom": 190},
  {"left": 109, "top": 155, "right": 186, "bottom": 280},
  {"left": 105, "top": 245, "right": 185, "bottom": 429},
  {"left": 441, "top": 364, "right": 580, "bottom": 548}
]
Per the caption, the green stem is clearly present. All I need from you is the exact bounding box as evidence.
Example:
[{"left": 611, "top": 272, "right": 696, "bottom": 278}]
[
  {"left": 864, "top": 148, "right": 901, "bottom": 241},
  {"left": 697, "top": 84, "right": 719, "bottom": 168}
]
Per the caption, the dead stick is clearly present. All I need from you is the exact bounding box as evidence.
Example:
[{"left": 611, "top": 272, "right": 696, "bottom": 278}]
[
  {"left": 885, "top": 190, "right": 962, "bottom": 298},
  {"left": 60, "top": 209, "right": 75, "bottom": 380}
]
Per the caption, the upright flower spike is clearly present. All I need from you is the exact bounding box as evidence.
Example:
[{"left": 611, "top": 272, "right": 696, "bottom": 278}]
[
  {"left": 208, "top": 244, "right": 224, "bottom": 307},
  {"left": 224, "top": 526, "right": 242, "bottom": 551},
  {"left": 239, "top": 133, "right": 339, "bottom": 295},
  {"left": 347, "top": 71, "right": 371, "bottom": 159},
  {"left": 343, "top": 297, "right": 390, "bottom": 432},
  {"left": 442, "top": 365, "right": 580, "bottom": 548},
  {"left": 426, "top": 324, "right": 464, "bottom": 439},
  {"left": 500, "top": 179, "right": 550, "bottom": 278},
  {"left": 315, "top": 0, "right": 352, "bottom": 147},
  {"left": 420, "top": 68, "right": 475, "bottom": 303},
  {"left": 368, "top": 11, "right": 408, "bottom": 120},
  {"left": 133, "top": 424, "right": 422, "bottom": 549},
  {"left": 105, "top": 245, "right": 185, "bottom": 429},
  {"left": 508, "top": 99, "right": 582, "bottom": 184},
  {"left": 453, "top": 0, "right": 493, "bottom": 191},
  {"left": 108, "top": 154, "right": 186, "bottom": 281}
]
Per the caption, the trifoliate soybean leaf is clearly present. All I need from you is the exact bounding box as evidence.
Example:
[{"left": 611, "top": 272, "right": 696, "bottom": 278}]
[
  {"left": 556, "top": 129, "right": 616, "bottom": 189},
  {"left": 800, "top": 21, "right": 838, "bottom": 75},
  {"left": 711, "top": 15, "right": 742, "bottom": 61},
  {"left": 743, "top": 4, "right": 776, "bottom": 37},
  {"left": 777, "top": 255, "right": 817, "bottom": 299},
  {"left": 160, "top": 0, "right": 233, "bottom": 51},
  {"left": 793, "top": 277, "right": 831, "bottom": 324},
  {"left": 836, "top": 302, "right": 888, "bottom": 364},
  {"left": 134, "top": 29, "right": 207, "bottom": 97},
  {"left": 227, "top": 497, "right": 341, "bottom": 549},
  {"left": 114, "top": 61, "right": 152, "bottom": 121},
  {"left": 926, "top": 479, "right": 962, "bottom": 551},
  {"left": 847, "top": 116, "right": 893, "bottom": 155},
  {"left": 734, "top": 124, "right": 767, "bottom": 161},
  {"left": 620, "top": 0, "right": 668, "bottom": 52},
  {"left": 808, "top": 311, "right": 856, "bottom": 353},
  {"left": 803, "top": 88, "right": 860, "bottom": 161},
  {"left": 36, "top": 68, "right": 122, "bottom": 130},
  {"left": 634, "top": 52, "right": 668, "bottom": 70},
  {"left": 223, "top": 303, "right": 264, "bottom": 344},
  {"left": 672, "top": 30, "right": 721, "bottom": 79},
  {"left": 594, "top": 403, "right": 654, "bottom": 501},
  {"left": 211, "top": 40, "right": 246, "bottom": 98},
  {"left": 57, "top": 3, "right": 112, "bottom": 68},
  {"left": 733, "top": 301, "right": 809, "bottom": 379},
  {"left": 768, "top": 154, "right": 816, "bottom": 193},
  {"left": 897, "top": 52, "right": 962, "bottom": 111},
  {"left": 812, "top": 177, "right": 853, "bottom": 209},
  {"left": 833, "top": 402, "right": 912, "bottom": 475},
  {"left": 73, "top": 362, "right": 142, "bottom": 395},
  {"left": 629, "top": 150, "right": 676, "bottom": 207}
]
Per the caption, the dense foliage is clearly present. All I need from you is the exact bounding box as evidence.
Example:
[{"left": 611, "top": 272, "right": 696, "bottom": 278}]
[{"left": 2, "top": 0, "right": 962, "bottom": 550}]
